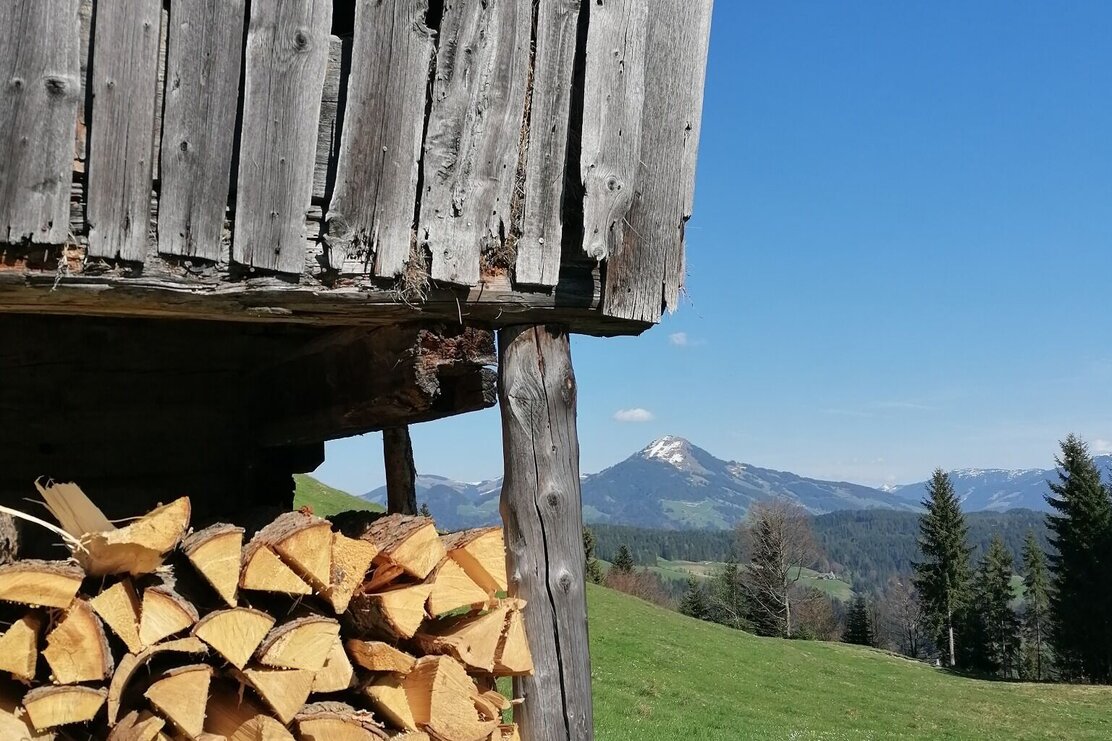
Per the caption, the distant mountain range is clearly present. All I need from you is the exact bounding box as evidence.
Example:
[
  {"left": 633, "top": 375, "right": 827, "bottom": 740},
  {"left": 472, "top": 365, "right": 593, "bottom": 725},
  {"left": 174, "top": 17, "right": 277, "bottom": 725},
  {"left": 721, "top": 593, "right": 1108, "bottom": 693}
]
[{"left": 361, "top": 436, "right": 1112, "bottom": 531}]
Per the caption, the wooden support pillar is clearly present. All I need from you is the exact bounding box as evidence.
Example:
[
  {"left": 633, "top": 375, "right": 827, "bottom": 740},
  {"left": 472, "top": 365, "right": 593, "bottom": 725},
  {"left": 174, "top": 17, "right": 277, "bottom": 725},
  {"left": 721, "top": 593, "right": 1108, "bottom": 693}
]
[
  {"left": 498, "top": 325, "right": 593, "bottom": 741},
  {"left": 383, "top": 426, "right": 417, "bottom": 515}
]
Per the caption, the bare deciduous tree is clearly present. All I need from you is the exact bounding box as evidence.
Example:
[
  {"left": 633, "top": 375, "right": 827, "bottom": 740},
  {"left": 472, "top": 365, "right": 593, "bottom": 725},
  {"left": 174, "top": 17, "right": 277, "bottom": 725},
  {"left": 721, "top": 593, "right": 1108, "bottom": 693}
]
[
  {"left": 737, "top": 500, "right": 821, "bottom": 638},
  {"left": 877, "top": 576, "right": 928, "bottom": 658}
]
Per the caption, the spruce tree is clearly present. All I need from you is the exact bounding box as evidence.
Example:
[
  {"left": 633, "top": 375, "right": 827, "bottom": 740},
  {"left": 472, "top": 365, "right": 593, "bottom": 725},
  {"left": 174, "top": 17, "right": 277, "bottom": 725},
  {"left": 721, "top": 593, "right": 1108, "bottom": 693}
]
[
  {"left": 679, "top": 575, "right": 709, "bottom": 620},
  {"left": 1045, "top": 434, "right": 1112, "bottom": 681},
  {"left": 612, "top": 544, "right": 635, "bottom": 574},
  {"left": 974, "top": 535, "right": 1021, "bottom": 678},
  {"left": 843, "top": 595, "right": 873, "bottom": 646},
  {"left": 913, "top": 468, "right": 973, "bottom": 667},
  {"left": 582, "top": 528, "right": 604, "bottom": 584},
  {"left": 708, "top": 557, "right": 747, "bottom": 630},
  {"left": 418, "top": 502, "right": 432, "bottom": 518},
  {"left": 1021, "top": 529, "right": 1051, "bottom": 681}
]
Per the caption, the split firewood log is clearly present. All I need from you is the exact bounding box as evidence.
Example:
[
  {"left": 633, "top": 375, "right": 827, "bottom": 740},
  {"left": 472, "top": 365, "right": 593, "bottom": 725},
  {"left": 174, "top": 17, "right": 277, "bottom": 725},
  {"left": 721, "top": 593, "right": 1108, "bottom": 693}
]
[
  {"left": 108, "top": 637, "right": 208, "bottom": 724},
  {"left": 37, "top": 481, "right": 190, "bottom": 576},
  {"left": 22, "top": 685, "right": 107, "bottom": 730},
  {"left": 240, "top": 542, "right": 313, "bottom": 596},
  {"left": 414, "top": 605, "right": 509, "bottom": 673},
  {"left": 250, "top": 511, "right": 334, "bottom": 591},
  {"left": 204, "top": 681, "right": 294, "bottom": 740},
  {"left": 0, "top": 612, "right": 43, "bottom": 681},
  {"left": 348, "top": 583, "right": 433, "bottom": 639},
  {"left": 91, "top": 579, "right": 144, "bottom": 653},
  {"left": 440, "top": 528, "right": 508, "bottom": 596},
  {"left": 325, "top": 533, "right": 379, "bottom": 613},
  {"left": 361, "top": 515, "right": 445, "bottom": 581},
  {"left": 494, "top": 601, "right": 534, "bottom": 676},
  {"left": 311, "top": 636, "right": 355, "bottom": 693},
  {"left": 192, "top": 607, "right": 275, "bottom": 670},
  {"left": 144, "top": 663, "right": 213, "bottom": 738},
  {"left": 108, "top": 710, "right": 166, "bottom": 741},
  {"left": 425, "top": 557, "right": 490, "bottom": 618},
  {"left": 237, "top": 665, "right": 315, "bottom": 725},
  {"left": 295, "top": 701, "right": 388, "bottom": 740},
  {"left": 256, "top": 615, "right": 341, "bottom": 672},
  {"left": 42, "top": 598, "right": 114, "bottom": 683},
  {"left": 0, "top": 681, "right": 52, "bottom": 740},
  {"left": 346, "top": 640, "right": 417, "bottom": 674},
  {"left": 0, "top": 559, "right": 83, "bottom": 608},
  {"left": 361, "top": 675, "right": 417, "bottom": 733},
  {"left": 182, "top": 524, "right": 244, "bottom": 608},
  {"left": 139, "top": 582, "right": 200, "bottom": 646},
  {"left": 404, "top": 656, "right": 498, "bottom": 741}
]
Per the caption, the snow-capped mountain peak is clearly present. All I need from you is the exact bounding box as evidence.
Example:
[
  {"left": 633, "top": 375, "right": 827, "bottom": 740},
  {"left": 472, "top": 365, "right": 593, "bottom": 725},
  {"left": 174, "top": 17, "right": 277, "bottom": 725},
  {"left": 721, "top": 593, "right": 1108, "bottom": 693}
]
[{"left": 642, "top": 435, "right": 693, "bottom": 466}]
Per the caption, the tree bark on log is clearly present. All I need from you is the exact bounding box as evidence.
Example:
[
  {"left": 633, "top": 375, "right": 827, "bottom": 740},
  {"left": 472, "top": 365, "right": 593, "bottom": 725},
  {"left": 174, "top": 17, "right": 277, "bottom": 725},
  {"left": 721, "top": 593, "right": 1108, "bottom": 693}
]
[
  {"left": 383, "top": 427, "right": 417, "bottom": 515},
  {"left": 497, "top": 325, "right": 593, "bottom": 741}
]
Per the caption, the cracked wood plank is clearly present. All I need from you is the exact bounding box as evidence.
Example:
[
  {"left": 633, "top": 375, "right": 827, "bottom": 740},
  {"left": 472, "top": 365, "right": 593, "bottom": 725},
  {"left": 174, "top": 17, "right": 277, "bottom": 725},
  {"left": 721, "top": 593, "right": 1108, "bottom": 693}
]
[
  {"left": 601, "top": 0, "right": 712, "bottom": 322},
  {"left": 498, "top": 325, "right": 592, "bottom": 741},
  {"left": 580, "top": 0, "right": 647, "bottom": 262},
  {"left": 86, "top": 0, "right": 163, "bottom": 261},
  {"left": 514, "top": 0, "right": 582, "bottom": 287},
  {"left": 325, "top": 0, "right": 432, "bottom": 277},
  {"left": 420, "top": 0, "right": 531, "bottom": 286},
  {"left": 0, "top": 0, "right": 82, "bottom": 244},
  {"left": 233, "top": 0, "right": 331, "bottom": 273},
  {"left": 157, "top": 0, "right": 245, "bottom": 260}
]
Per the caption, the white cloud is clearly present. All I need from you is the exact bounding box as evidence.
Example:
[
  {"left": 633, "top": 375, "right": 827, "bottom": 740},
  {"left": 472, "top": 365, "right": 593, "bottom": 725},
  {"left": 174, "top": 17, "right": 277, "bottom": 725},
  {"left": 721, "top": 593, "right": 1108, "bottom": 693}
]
[
  {"left": 668, "top": 332, "right": 689, "bottom": 347},
  {"left": 1093, "top": 439, "right": 1112, "bottom": 454},
  {"left": 613, "top": 408, "right": 655, "bottom": 423}
]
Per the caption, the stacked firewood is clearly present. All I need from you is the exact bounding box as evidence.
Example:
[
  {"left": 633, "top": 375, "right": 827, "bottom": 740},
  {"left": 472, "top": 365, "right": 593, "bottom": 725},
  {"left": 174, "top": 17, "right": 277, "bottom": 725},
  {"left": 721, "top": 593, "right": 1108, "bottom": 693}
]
[{"left": 0, "top": 482, "right": 530, "bottom": 740}]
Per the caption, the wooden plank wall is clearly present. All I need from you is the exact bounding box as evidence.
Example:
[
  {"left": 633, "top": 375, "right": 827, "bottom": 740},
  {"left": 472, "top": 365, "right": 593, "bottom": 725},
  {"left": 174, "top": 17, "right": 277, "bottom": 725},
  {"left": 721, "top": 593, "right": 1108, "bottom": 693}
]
[
  {"left": 157, "top": 0, "right": 245, "bottom": 260},
  {"left": 0, "top": 0, "right": 82, "bottom": 245},
  {"left": 0, "top": 0, "right": 714, "bottom": 332}
]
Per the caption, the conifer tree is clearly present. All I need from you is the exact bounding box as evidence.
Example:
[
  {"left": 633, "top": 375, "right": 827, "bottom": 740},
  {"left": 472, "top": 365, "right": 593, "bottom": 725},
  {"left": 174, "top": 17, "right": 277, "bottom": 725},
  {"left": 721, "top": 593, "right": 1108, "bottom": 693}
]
[
  {"left": 1021, "top": 529, "right": 1051, "bottom": 681},
  {"left": 708, "top": 557, "right": 748, "bottom": 630},
  {"left": 843, "top": 595, "right": 873, "bottom": 646},
  {"left": 612, "top": 544, "right": 635, "bottom": 574},
  {"left": 974, "top": 535, "right": 1021, "bottom": 678},
  {"left": 582, "top": 527, "right": 604, "bottom": 584},
  {"left": 679, "top": 574, "right": 709, "bottom": 620},
  {"left": 913, "top": 469, "right": 973, "bottom": 667},
  {"left": 1045, "top": 434, "right": 1112, "bottom": 682},
  {"left": 419, "top": 502, "right": 432, "bottom": 518}
]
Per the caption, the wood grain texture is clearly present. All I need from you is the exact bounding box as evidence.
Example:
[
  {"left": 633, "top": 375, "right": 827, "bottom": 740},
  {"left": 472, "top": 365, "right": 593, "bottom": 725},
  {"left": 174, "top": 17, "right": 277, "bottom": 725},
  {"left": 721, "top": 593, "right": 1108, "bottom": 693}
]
[
  {"left": 601, "top": 0, "right": 712, "bottom": 322},
  {"left": 383, "top": 426, "right": 417, "bottom": 515},
  {"left": 420, "top": 0, "right": 531, "bottom": 286},
  {"left": 325, "top": 0, "right": 433, "bottom": 277},
  {"left": 580, "top": 0, "right": 647, "bottom": 261},
  {"left": 312, "top": 36, "right": 348, "bottom": 202},
  {"left": 85, "top": 0, "right": 163, "bottom": 261},
  {"left": 0, "top": 0, "right": 82, "bottom": 243},
  {"left": 233, "top": 0, "right": 331, "bottom": 273},
  {"left": 158, "top": 0, "right": 246, "bottom": 260},
  {"left": 498, "top": 325, "right": 593, "bottom": 741},
  {"left": 514, "top": 0, "right": 582, "bottom": 287}
]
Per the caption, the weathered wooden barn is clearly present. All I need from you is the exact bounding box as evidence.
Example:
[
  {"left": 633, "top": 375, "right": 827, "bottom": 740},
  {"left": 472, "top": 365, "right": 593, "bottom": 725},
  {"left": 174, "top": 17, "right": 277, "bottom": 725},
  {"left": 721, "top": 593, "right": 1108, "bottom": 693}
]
[{"left": 0, "top": 0, "right": 713, "bottom": 738}]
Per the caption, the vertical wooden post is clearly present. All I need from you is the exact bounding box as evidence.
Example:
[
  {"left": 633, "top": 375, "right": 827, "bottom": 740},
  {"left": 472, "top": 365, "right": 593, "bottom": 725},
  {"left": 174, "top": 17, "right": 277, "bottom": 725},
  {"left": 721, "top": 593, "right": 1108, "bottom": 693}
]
[
  {"left": 498, "top": 325, "right": 593, "bottom": 741},
  {"left": 383, "top": 426, "right": 417, "bottom": 515}
]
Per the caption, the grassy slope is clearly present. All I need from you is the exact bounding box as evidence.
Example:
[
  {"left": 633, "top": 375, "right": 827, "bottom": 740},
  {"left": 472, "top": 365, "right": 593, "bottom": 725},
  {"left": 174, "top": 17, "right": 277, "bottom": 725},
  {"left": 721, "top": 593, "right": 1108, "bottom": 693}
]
[
  {"left": 292, "top": 474, "right": 384, "bottom": 518},
  {"left": 589, "top": 584, "right": 1112, "bottom": 740},
  {"left": 653, "top": 559, "right": 854, "bottom": 601}
]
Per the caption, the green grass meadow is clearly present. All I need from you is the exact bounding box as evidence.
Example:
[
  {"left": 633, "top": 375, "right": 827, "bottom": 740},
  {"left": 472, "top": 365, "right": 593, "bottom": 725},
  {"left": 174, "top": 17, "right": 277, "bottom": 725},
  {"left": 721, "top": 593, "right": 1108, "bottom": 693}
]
[
  {"left": 589, "top": 583, "right": 1112, "bottom": 740},
  {"left": 292, "top": 474, "right": 383, "bottom": 518}
]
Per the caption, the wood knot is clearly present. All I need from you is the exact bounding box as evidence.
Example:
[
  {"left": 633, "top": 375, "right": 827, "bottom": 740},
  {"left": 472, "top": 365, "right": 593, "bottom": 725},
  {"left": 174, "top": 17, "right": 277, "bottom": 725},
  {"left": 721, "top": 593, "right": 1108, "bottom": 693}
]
[
  {"left": 43, "top": 76, "right": 68, "bottom": 96},
  {"left": 606, "top": 176, "right": 622, "bottom": 192},
  {"left": 293, "top": 29, "right": 311, "bottom": 51},
  {"left": 557, "top": 571, "right": 573, "bottom": 592},
  {"left": 546, "top": 492, "right": 559, "bottom": 508}
]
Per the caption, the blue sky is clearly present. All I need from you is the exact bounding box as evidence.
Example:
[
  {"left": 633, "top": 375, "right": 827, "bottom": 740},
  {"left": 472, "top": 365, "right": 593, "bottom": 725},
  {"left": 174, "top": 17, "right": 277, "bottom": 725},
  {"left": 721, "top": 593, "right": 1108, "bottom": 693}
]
[{"left": 315, "top": 1, "right": 1112, "bottom": 495}]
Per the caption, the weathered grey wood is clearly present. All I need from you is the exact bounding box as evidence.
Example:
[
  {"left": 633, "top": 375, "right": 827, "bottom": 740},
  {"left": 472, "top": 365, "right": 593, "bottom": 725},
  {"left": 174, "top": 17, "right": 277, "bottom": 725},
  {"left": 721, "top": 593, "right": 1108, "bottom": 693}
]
[
  {"left": 151, "top": 6, "right": 169, "bottom": 183},
  {"left": 85, "top": 0, "right": 163, "bottom": 261},
  {"left": 602, "top": 0, "right": 712, "bottom": 322},
  {"left": 76, "top": 0, "right": 91, "bottom": 170},
  {"left": 312, "top": 36, "right": 347, "bottom": 202},
  {"left": 420, "top": 0, "right": 531, "bottom": 286},
  {"left": 158, "top": 0, "right": 246, "bottom": 260},
  {"left": 325, "top": 0, "right": 433, "bottom": 277},
  {"left": 233, "top": 0, "right": 331, "bottom": 273},
  {"left": 498, "top": 325, "right": 593, "bottom": 741},
  {"left": 580, "top": 0, "right": 647, "bottom": 261},
  {"left": 383, "top": 426, "right": 418, "bottom": 516},
  {"left": 514, "top": 0, "right": 582, "bottom": 287},
  {"left": 0, "top": 0, "right": 82, "bottom": 243}
]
